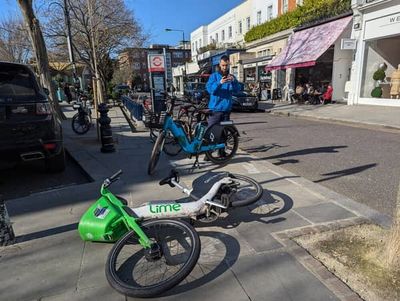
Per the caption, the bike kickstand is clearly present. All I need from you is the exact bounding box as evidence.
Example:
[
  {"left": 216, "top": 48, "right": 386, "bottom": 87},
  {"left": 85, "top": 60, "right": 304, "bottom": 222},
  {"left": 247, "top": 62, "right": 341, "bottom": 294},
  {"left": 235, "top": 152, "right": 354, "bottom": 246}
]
[{"left": 190, "top": 155, "right": 201, "bottom": 171}]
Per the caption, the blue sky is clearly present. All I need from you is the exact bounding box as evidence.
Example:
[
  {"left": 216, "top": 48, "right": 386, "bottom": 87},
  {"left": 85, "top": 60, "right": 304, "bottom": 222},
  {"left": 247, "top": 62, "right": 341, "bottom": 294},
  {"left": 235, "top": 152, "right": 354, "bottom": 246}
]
[{"left": 0, "top": 0, "right": 244, "bottom": 46}]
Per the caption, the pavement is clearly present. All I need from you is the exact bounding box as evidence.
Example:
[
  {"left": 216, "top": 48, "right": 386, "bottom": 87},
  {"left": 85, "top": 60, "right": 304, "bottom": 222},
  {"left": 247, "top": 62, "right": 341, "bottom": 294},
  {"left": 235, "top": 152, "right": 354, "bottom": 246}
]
[
  {"left": 0, "top": 100, "right": 395, "bottom": 301},
  {"left": 261, "top": 100, "right": 400, "bottom": 131}
]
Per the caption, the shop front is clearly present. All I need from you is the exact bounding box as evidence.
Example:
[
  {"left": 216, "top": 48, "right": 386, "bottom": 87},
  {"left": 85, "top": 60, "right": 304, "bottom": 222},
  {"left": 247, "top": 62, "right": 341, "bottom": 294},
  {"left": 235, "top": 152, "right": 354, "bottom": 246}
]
[
  {"left": 349, "top": 1, "right": 400, "bottom": 106},
  {"left": 266, "top": 15, "right": 353, "bottom": 102}
]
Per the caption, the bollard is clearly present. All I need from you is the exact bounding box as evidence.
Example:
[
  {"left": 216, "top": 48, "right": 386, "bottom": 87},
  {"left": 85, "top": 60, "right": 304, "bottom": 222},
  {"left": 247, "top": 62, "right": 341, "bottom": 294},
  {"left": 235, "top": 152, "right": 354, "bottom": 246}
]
[
  {"left": 0, "top": 197, "right": 15, "bottom": 246},
  {"left": 98, "top": 103, "right": 116, "bottom": 153}
]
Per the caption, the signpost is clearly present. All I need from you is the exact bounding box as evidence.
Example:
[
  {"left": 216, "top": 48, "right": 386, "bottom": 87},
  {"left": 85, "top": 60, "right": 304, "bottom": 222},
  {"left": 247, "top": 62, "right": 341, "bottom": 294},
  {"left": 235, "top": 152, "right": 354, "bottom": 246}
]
[{"left": 148, "top": 54, "right": 167, "bottom": 113}]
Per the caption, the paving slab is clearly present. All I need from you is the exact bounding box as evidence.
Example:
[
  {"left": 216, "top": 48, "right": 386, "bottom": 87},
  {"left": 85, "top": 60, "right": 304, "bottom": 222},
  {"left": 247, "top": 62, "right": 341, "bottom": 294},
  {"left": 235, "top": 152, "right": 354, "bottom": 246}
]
[{"left": 230, "top": 252, "right": 340, "bottom": 301}]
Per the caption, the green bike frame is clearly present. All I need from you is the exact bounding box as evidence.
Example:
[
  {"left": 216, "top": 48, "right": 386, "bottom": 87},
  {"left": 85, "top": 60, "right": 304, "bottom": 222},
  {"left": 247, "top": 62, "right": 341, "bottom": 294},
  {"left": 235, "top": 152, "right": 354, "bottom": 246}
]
[{"left": 78, "top": 184, "right": 152, "bottom": 248}]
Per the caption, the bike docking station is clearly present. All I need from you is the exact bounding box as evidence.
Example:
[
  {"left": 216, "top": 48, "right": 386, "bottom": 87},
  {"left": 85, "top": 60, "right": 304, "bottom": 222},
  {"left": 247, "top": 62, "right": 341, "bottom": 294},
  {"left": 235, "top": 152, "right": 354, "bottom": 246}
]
[{"left": 148, "top": 53, "right": 168, "bottom": 115}]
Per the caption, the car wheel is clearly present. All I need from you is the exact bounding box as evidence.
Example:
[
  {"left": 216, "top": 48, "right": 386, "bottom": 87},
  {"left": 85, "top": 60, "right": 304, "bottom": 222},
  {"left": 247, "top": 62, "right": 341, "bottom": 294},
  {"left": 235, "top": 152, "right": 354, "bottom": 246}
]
[{"left": 45, "top": 147, "right": 66, "bottom": 173}]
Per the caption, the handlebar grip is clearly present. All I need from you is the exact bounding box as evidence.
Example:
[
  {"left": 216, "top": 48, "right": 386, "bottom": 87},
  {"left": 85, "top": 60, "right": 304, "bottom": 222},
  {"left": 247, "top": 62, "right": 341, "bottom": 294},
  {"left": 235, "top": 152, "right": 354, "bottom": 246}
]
[{"left": 109, "top": 170, "right": 123, "bottom": 182}]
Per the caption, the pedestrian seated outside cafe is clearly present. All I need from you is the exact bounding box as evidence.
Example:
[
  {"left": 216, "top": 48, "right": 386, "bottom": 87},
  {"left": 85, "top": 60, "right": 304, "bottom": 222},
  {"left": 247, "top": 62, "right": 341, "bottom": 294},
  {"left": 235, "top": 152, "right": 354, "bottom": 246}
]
[
  {"left": 320, "top": 83, "right": 333, "bottom": 105},
  {"left": 303, "top": 83, "right": 314, "bottom": 104},
  {"left": 291, "top": 84, "right": 305, "bottom": 104}
]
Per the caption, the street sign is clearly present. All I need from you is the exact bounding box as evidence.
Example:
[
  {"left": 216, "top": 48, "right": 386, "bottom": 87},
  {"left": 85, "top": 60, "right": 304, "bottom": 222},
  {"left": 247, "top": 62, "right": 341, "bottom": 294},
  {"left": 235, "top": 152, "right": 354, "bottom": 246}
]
[
  {"left": 341, "top": 38, "right": 357, "bottom": 50},
  {"left": 148, "top": 55, "right": 165, "bottom": 72}
]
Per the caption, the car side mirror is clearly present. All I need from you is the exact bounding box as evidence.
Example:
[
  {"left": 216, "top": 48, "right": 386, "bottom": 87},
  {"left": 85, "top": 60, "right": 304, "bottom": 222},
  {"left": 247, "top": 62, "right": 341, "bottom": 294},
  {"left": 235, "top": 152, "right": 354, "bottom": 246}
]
[{"left": 43, "top": 88, "right": 50, "bottom": 95}]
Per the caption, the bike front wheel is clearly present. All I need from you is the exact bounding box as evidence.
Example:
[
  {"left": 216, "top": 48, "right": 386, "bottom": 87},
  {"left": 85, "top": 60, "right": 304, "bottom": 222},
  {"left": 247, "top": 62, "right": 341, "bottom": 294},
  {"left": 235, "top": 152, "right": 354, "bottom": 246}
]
[
  {"left": 105, "top": 219, "right": 201, "bottom": 298},
  {"left": 147, "top": 132, "right": 165, "bottom": 175},
  {"left": 71, "top": 113, "right": 91, "bottom": 135}
]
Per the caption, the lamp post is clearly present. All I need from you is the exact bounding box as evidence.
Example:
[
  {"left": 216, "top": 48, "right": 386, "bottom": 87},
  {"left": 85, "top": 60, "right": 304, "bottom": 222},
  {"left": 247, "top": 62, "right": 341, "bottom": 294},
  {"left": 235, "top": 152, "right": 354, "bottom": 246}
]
[{"left": 165, "top": 28, "right": 188, "bottom": 92}]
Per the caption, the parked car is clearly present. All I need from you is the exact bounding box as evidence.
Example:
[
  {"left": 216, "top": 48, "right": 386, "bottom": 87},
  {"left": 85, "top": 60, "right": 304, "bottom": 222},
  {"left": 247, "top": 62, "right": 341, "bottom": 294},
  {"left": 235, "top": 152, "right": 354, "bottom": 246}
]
[
  {"left": 184, "top": 82, "right": 208, "bottom": 103},
  {"left": 232, "top": 83, "right": 259, "bottom": 112},
  {"left": 0, "top": 61, "right": 65, "bottom": 172},
  {"left": 114, "top": 84, "right": 131, "bottom": 95}
]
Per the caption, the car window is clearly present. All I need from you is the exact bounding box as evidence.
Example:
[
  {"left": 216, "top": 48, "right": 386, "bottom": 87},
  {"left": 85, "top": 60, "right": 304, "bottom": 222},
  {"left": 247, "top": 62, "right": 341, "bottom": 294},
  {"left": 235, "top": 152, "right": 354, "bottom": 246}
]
[
  {"left": 194, "top": 83, "right": 206, "bottom": 90},
  {"left": 0, "top": 65, "right": 41, "bottom": 102}
]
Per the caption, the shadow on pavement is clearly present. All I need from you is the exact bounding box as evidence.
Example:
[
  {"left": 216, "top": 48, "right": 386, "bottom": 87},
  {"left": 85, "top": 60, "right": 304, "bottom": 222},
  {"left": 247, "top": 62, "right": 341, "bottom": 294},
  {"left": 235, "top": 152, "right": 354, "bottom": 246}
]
[
  {"left": 159, "top": 231, "right": 240, "bottom": 297},
  {"left": 315, "top": 163, "right": 377, "bottom": 183},
  {"left": 194, "top": 189, "right": 294, "bottom": 230},
  {"left": 16, "top": 222, "right": 79, "bottom": 243}
]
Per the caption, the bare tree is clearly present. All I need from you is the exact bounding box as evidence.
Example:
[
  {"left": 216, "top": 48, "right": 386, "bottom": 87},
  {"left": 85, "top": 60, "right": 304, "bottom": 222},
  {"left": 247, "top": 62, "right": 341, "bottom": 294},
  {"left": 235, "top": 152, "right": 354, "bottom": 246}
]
[
  {"left": 0, "top": 17, "right": 31, "bottom": 63},
  {"left": 17, "top": 0, "right": 62, "bottom": 117},
  {"left": 44, "top": 0, "right": 146, "bottom": 98}
]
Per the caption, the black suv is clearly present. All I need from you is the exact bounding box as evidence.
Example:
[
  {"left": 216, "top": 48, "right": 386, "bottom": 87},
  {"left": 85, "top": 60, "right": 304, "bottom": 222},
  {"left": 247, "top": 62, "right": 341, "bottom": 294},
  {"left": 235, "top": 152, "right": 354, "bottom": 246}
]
[{"left": 0, "top": 62, "right": 65, "bottom": 172}]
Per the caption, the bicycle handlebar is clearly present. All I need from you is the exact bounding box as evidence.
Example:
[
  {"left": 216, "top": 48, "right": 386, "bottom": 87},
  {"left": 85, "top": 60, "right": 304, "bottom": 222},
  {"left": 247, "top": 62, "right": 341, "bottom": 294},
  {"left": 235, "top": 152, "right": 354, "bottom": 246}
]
[{"left": 109, "top": 170, "right": 123, "bottom": 181}]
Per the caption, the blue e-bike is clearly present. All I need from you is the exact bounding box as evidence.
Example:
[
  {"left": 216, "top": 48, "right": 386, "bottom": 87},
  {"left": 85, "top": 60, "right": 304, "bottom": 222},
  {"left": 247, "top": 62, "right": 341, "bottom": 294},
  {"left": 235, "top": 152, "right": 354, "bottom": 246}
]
[{"left": 147, "top": 95, "right": 239, "bottom": 175}]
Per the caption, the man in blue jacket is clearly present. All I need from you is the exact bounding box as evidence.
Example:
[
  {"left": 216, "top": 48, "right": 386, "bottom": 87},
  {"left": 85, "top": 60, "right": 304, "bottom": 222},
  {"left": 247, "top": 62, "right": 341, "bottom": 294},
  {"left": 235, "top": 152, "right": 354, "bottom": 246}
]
[{"left": 206, "top": 55, "right": 239, "bottom": 128}]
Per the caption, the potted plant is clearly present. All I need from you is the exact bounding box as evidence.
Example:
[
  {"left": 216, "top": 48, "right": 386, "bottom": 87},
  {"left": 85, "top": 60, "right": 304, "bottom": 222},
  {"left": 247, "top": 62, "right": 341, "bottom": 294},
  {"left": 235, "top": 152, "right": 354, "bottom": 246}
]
[{"left": 371, "top": 63, "right": 387, "bottom": 98}]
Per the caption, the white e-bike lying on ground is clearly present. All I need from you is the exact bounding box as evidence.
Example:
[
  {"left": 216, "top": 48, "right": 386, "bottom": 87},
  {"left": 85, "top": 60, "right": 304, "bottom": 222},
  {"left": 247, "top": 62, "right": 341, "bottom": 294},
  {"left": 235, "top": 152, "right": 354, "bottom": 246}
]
[{"left": 79, "top": 169, "right": 263, "bottom": 298}]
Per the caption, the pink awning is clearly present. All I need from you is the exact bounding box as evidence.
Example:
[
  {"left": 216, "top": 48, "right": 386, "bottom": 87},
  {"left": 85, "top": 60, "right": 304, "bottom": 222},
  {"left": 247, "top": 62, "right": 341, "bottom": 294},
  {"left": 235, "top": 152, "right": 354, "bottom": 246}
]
[{"left": 266, "top": 16, "right": 352, "bottom": 71}]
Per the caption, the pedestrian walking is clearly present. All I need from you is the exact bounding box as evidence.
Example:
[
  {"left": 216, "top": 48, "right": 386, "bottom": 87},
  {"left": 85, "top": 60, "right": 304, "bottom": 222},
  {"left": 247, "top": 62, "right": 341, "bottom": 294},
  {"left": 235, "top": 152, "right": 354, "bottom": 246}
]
[{"left": 64, "top": 83, "right": 72, "bottom": 104}]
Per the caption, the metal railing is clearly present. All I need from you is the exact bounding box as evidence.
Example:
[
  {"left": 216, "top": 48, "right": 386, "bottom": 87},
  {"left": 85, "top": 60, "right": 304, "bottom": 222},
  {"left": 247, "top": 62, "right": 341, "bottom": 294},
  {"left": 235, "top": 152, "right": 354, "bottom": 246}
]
[{"left": 120, "top": 96, "right": 143, "bottom": 121}]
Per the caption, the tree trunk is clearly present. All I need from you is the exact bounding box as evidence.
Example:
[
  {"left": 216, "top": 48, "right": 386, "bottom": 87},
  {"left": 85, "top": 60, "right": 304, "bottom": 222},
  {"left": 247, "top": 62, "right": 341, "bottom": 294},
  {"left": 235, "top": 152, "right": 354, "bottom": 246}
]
[
  {"left": 17, "top": 0, "right": 64, "bottom": 119},
  {"left": 385, "top": 185, "right": 400, "bottom": 269}
]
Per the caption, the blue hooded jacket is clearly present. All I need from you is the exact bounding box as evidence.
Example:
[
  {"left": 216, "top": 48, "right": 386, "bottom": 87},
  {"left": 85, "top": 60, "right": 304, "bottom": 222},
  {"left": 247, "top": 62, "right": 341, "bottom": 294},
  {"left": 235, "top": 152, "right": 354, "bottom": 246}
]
[{"left": 206, "top": 72, "right": 239, "bottom": 112}]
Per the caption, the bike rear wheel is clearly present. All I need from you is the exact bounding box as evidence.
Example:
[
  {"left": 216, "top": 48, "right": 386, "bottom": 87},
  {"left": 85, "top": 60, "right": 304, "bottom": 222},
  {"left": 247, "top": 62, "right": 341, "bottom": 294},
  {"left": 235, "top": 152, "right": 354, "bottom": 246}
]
[
  {"left": 147, "top": 132, "right": 165, "bottom": 175},
  {"left": 72, "top": 113, "right": 91, "bottom": 135},
  {"left": 205, "top": 126, "right": 238, "bottom": 164},
  {"left": 226, "top": 174, "right": 263, "bottom": 207},
  {"left": 105, "top": 219, "right": 200, "bottom": 298}
]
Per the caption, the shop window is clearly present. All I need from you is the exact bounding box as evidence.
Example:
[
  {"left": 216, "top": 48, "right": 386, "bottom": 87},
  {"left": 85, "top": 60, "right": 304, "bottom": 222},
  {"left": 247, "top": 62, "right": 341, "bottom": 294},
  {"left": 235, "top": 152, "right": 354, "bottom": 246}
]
[{"left": 360, "top": 37, "right": 400, "bottom": 99}]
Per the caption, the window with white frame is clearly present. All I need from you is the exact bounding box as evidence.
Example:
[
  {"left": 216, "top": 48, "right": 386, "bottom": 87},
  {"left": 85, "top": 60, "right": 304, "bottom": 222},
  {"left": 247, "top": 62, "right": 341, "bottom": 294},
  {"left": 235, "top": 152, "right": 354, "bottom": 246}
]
[
  {"left": 215, "top": 33, "right": 218, "bottom": 42},
  {"left": 199, "top": 38, "right": 202, "bottom": 47},
  {"left": 267, "top": 5, "right": 273, "bottom": 21},
  {"left": 222, "top": 30, "right": 225, "bottom": 41},
  {"left": 246, "top": 17, "right": 251, "bottom": 30},
  {"left": 282, "top": 0, "right": 288, "bottom": 13},
  {"left": 195, "top": 41, "right": 198, "bottom": 50},
  {"left": 209, "top": 36, "right": 212, "bottom": 43},
  {"left": 238, "top": 21, "right": 242, "bottom": 34},
  {"left": 228, "top": 26, "right": 232, "bottom": 38},
  {"left": 257, "top": 11, "right": 262, "bottom": 25},
  {"left": 296, "top": 0, "right": 303, "bottom": 5}
]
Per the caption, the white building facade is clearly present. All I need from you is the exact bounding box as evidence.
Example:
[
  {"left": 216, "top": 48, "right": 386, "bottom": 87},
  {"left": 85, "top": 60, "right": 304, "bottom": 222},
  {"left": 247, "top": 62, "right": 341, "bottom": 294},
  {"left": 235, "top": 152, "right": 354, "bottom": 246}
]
[
  {"left": 190, "top": 0, "right": 279, "bottom": 60},
  {"left": 190, "top": 26, "right": 208, "bottom": 61},
  {"left": 348, "top": 0, "right": 400, "bottom": 106}
]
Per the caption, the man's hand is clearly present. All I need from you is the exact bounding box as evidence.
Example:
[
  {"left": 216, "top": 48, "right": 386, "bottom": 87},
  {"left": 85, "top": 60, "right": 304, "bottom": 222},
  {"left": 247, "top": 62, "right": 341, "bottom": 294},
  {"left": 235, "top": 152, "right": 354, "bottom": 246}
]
[{"left": 220, "top": 75, "right": 234, "bottom": 84}]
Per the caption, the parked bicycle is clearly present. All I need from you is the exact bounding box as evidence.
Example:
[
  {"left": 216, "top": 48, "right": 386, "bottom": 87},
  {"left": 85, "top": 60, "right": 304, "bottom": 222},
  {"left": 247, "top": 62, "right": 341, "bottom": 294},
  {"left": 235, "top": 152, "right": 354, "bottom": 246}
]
[
  {"left": 71, "top": 93, "right": 92, "bottom": 135},
  {"left": 146, "top": 92, "right": 239, "bottom": 175},
  {"left": 78, "top": 168, "right": 262, "bottom": 297}
]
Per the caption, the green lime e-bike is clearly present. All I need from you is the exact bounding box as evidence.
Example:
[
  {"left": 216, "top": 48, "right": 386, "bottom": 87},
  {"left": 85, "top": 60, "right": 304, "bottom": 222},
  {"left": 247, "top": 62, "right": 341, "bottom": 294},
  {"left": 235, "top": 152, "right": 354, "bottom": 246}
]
[{"left": 78, "top": 169, "right": 262, "bottom": 298}]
